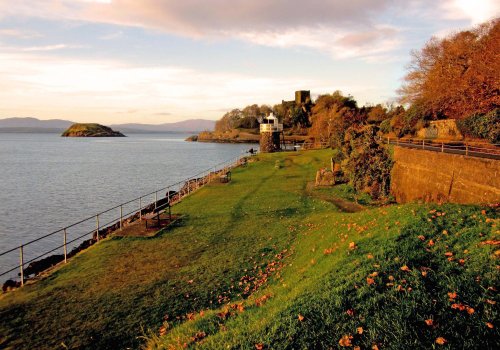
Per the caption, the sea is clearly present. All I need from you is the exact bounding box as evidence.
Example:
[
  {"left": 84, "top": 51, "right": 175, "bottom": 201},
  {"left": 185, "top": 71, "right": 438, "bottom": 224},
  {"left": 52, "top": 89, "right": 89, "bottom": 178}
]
[{"left": 0, "top": 133, "right": 253, "bottom": 279}]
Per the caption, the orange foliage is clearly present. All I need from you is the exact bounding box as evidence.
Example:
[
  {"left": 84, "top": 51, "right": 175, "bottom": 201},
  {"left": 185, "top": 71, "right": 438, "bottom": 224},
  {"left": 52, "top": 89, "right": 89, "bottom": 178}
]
[{"left": 399, "top": 18, "right": 500, "bottom": 119}]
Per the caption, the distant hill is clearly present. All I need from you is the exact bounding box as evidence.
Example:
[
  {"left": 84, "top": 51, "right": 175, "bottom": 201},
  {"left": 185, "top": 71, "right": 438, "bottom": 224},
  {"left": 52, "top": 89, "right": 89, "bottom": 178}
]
[
  {"left": 0, "top": 117, "right": 215, "bottom": 133},
  {"left": 0, "top": 117, "right": 72, "bottom": 132},
  {"left": 111, "top": 119, "right": 215, "bottom": 133}
]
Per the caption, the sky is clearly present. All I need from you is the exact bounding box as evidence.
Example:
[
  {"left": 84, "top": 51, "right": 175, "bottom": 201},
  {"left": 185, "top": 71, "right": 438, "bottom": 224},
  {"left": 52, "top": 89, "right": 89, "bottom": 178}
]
[{"left": 0, "top": 0, "right": 498, "bottom": 124}]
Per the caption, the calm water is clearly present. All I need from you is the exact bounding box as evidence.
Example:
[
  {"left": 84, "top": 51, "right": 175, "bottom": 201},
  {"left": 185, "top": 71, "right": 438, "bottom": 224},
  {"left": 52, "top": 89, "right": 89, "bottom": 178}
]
[{"left": 0, "top": 133, "right": 253, "bottom": 277}]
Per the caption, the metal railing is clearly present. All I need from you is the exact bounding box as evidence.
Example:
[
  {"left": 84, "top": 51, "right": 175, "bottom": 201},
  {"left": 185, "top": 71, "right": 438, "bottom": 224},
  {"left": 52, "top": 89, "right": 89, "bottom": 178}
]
[
  {"left": 0, "top": 154, "right": 249, "bottom": 285},
  {"left": 260, "top": 123, "right": 283, "bottom": 132},
  {"left": 386, "top": 137, "right": 500, "bottom": 160}
]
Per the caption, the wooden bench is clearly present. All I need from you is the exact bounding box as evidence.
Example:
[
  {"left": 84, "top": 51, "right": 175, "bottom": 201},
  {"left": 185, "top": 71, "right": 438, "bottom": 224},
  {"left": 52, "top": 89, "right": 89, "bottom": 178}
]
[
  {"left": 220, "top": 171, "right": 231, "bottom": 183},
  {"left": 142, "top": 202, "right": 172, "bottom": 229}
]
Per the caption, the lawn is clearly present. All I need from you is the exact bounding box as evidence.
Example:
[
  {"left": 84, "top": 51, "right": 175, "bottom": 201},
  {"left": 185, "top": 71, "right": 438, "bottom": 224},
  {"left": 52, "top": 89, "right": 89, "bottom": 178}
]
[{"left": 0, "top": 150, "right": 498, "bottom": 349}]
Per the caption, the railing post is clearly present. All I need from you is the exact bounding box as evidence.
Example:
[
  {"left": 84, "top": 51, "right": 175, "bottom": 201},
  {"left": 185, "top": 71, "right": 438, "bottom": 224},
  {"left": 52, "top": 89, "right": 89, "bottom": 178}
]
[
  {"left": 441, "top": 142, "right": 444, "bottom": 152},
  {"left": 120, "top": 205, "right": 123, "bottom": 230},
  {"left": 19, "top": 245, "right": 24, "bottom": 286},
  {"left": 63, "top": 228, "right": 67, "bottom": 263},
  {"left": 466, "top": 143, "right": 469, "bottom": 156},
  {"left": 387, "top": 137, "right": 390, "bottom": 144},
  {"left": 155, "top": 191, "right": 158, "bottom": 210},
  {"left": 96, "top": 214, "right": 100, "bottom": 241},
  {"left": 422, "top": 139, "right": 425, "bottom": 149},
  {"left": 139, "top": 197, "right": 142, "bottom": 220},
  {"left": 167, "top": 188, "right": 170, "bottom": 203},
  {"left": 188, "top": 179, "right": 191, "bottom": 195}
]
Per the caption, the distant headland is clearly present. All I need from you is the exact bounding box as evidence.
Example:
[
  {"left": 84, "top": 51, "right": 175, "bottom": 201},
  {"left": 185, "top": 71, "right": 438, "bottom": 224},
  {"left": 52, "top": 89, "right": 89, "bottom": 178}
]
[{"left": 62, "top": 123, "right": 125, "bottom": 137}]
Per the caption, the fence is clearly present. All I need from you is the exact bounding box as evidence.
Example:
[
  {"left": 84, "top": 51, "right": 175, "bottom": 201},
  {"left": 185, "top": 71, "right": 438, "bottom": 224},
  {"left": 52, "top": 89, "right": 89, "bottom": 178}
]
[
  {"left": 386, "top": 137, "right": 500, "bottom": 160},
  {"left": 281, "top": 141, "right": 330, "bottom": 151},
  {"left": 0, "top": 154, "right": 249, "bottom": 286}
]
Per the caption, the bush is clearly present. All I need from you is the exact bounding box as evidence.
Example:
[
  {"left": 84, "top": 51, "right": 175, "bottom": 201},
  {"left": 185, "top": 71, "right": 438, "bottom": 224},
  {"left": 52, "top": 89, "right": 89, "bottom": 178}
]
[
  {"left": 342, "top": 125, "right": 393, "bottom": 199},
  {"left": 457, "top": 109, "right": 500, "bottom": 143},
  {"left": 379, "top": 119, "right": 391, "bottom": 134}
]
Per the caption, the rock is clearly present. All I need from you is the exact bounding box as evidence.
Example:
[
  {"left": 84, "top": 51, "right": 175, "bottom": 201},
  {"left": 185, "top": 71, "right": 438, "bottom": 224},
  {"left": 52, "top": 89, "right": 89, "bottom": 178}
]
[
  {"left": 2, "top": 279, "right": 21, "bottom": 292},
  {"left": 23, "top": 254, "right": 64, "bottom": 276},
  {"left": 185, "top": 135, "right": 198, "bottom": 141},
  {"left": 315, "top": 168, "right": 335, "bottom": 186},
  {"left": 61, "top": 123, "right": 125, "bottom": 137}
]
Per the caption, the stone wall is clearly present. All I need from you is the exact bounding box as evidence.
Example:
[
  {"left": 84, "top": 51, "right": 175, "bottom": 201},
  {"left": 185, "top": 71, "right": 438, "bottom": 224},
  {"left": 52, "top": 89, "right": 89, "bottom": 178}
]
[
  {"left": 260, "top": 132, "right": 280, "bottom": 153},
  {"left": 391, "top": 147, "right": 500, "bottom": 204}
]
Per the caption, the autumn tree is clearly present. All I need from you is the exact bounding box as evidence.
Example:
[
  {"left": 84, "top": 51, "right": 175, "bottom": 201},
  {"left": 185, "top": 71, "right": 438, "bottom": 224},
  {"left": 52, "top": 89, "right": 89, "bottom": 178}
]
[
  {"left": 399, "top": 18, "right": 500, "bottom": 119},
  {"left": 308, "top": 91, "right": 362, "bottom": 148},
  {"left": 215, "top": 109, "right": 242, "bottom": 132}
]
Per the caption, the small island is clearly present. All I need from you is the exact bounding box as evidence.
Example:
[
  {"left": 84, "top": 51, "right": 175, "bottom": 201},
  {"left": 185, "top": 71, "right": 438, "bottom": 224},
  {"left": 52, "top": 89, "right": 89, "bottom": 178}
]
[{"left": 61, "top": 123, "right": 125, "bottom": 137}]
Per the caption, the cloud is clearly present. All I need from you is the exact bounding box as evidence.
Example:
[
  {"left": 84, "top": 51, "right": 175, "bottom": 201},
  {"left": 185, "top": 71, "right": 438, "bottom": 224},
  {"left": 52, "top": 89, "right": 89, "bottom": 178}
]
[
  {"left": 440, "top": 0, "right": 500, "bottom": 24},
  {"left": 0, "top": 0, "right": 404, "bottom": 60},
  {"left": 0, "top": 52, "right": 318, "bottom": 121},
  {"left": 99, "top": 31, "right": 123, "bottom": 40},
  {"left": 22, "top": 44, "right": 87, "bottom": 52},
  {"left": 0, "top": 28, "right": 42, "bottom": 39},
  {"left": 236, "top": 25, "right": 401, "bottom": 60}
]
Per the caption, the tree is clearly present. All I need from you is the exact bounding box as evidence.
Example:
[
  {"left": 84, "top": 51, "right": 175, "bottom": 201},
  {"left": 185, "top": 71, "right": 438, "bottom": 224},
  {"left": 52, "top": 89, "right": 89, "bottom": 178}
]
[
  {"left": 214, "top": 109, "right": 241, "bottom": 132},
  {"left": 308, "top": 92, "right": 362, "bottom": 148},
  {"left": 399, "top": 18, "right": 500, "bottom": 119}
]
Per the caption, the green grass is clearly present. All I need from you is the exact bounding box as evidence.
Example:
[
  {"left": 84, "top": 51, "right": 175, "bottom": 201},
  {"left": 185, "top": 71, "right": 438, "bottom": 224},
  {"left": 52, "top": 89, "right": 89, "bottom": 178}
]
[{"left": 0, "top": 150, "right": 498, "bottom": 349}]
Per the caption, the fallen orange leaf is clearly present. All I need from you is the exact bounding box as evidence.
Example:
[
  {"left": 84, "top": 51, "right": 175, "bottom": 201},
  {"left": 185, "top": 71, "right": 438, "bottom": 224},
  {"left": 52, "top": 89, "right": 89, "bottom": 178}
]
[
  {"left": 339, "top": 335, "right": 353, "bottom": 347},
  {"left": 424, "top": 319, "right": 433, "bottom": 326},
  {"left": 298, "top": 314, "right": 304, "bottom": 322},
  {"left": 480, "top": 240, "right": 500, "bottom": 246},
  {"left": 357, "top": 326, "right": 363, "bottom": 334},
  {"left": 372, "top": 345, "right": 379, "bottom": 350},
  {"left": 349, "top": 242, "right": 357, "bottom": 250},
  {"left": 367, "top": 253, "right": 374, "bottom": 259},
  {"left": 418, "top": 235, "right": 426, "bottom": 241},
  {"left": 486, "top": 322, "right": 494, "bottom": 329},
  {"left": 255, "top": 343, "right": 264, "bottom": 350},
  {"left": 448, "top": 292, "right": 457, "bottom": 299},
  {"left": 486, "top": 299, "right": 496, "bottom": 305},
  {"left": 445, "top": 252, "right": 453, "bottom": 257},
  {"left": 367, "top": 277, "right": 375, "bottom": 285},
  {"left": 428, "top": 239, "right": 435, "bottom": 246},
  {"left": 466, "top": 306, "right": 475, "bottom": 314},
  {"left": 451, "top": 303, "right": 466, "bottom": 311},
  {"left": 435, "top": 337, "right": 447, "bottom": 345},
  {"left": 400, "top": 265, "right": 411, "bottom": 272}
]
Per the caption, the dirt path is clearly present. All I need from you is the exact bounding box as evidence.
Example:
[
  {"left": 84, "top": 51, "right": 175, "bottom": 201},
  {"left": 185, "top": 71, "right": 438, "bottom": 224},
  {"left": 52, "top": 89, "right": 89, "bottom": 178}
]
[{"left": 305, "top": 182, "right": 364, "bottom": 213}]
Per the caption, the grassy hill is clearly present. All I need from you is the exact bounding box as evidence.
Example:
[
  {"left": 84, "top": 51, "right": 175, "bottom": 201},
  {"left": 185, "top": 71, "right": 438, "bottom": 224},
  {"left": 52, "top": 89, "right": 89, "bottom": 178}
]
[
  {"left": 61, "top": 123, "right": 125, "bottom": 137},
  {"left": 0, "top": 150, "right": 497, "bottom": 349}
]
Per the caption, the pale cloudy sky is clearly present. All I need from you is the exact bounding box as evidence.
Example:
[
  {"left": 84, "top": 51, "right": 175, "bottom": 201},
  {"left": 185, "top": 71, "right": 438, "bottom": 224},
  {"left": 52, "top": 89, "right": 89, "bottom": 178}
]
[{"left": 0, "top": 0, "right": 498, "bottom": 123}]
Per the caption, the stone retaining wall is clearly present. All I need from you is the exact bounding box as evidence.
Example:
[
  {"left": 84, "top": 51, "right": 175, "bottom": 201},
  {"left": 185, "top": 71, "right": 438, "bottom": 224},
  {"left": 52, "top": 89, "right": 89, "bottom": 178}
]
[{"left": 391, "top": 147, "right": 500, "bottom": 204}]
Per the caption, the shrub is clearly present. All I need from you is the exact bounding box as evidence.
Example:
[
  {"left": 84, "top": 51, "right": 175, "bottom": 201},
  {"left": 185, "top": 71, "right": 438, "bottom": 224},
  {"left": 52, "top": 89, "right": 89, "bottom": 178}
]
[
  {"left": 379, "top": 119, "right": 391, "bottom": 134},
  {"left": 342, "top": 125, "right": 393, "bottom": 199},
  {"left": 457, "top": 109, "right": 500, "bottom": 143}
]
